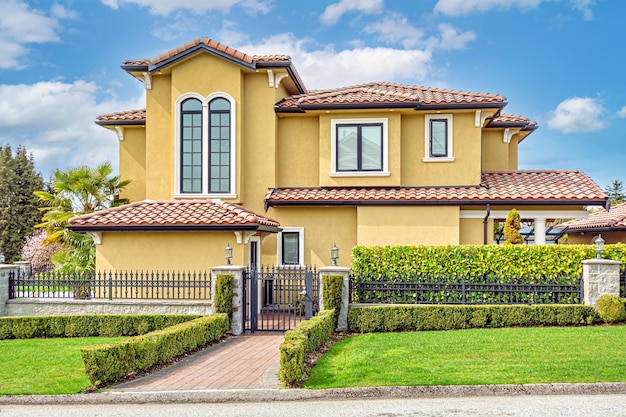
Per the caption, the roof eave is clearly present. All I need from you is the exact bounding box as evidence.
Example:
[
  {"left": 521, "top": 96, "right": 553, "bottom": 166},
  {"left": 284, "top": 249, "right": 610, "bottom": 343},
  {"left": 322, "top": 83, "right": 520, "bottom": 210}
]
[
  {"left": 417, "top": 102, "right": 507, "bottom": 111},
  {"left": 68, "top": 224, "right": 281, "bottom": 233},
  {"left": 147, "top": 44, "right": 257, "bottom": 73},
  {"left": 265, "top": 198, "right": 609, "bottom": 208},
  {"left": 95, "top": 120, "right": 146, "bottom": 127},
  {"left": 256, "top": 61, "right": 307, "bottom": 94}
]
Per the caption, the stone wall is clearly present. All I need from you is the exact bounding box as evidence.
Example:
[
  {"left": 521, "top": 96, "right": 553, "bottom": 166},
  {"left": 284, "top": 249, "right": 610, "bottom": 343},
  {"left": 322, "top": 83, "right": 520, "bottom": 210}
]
[{"left": 4, "top": 299, "right": 213, "bottom": 316}]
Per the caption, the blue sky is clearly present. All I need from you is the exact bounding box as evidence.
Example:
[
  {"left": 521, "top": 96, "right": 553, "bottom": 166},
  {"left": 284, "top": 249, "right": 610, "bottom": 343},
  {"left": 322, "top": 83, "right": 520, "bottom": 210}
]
[{"left": 0, "top": 0, "right": 623, "bottom": 191}]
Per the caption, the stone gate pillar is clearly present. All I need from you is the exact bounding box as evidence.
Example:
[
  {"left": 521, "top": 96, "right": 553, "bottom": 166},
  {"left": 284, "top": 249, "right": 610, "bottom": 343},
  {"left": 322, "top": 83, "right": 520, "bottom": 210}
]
[
  {"left": 319, "top": 266, "right": 351, "bottom": 331},
  {"left": 0, "top": 264, "right": 18, "bottom": 316},
  {"left": 211, "top": 265, "right": 246, "bottom": 335},
  {"left": 581, "top": 258, "right": 621, "bottom": 306}
]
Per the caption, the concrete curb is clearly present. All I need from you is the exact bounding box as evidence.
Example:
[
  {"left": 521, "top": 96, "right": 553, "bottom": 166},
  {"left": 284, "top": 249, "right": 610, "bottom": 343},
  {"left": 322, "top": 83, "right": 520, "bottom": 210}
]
[{"left": 2, "top": 383, "right": 626, "bottom": 405}]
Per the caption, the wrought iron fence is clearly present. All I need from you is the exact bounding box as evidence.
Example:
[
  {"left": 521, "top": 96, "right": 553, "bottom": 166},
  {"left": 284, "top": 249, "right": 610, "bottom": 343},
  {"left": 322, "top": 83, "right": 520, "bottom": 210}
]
[
  {"left": 350, "top": 273, "right": 583, "bottom": 305},
  {"left": 8, "top": 269, "right": 212, "bottom": 300},
  {"left": 620, "top": 269, "right": 626, "bottom": 298}
]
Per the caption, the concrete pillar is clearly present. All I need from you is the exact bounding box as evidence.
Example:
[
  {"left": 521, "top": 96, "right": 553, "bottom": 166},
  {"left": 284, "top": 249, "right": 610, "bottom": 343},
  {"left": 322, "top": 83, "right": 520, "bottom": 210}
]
[
  {"left": 0, "top": 265, "right": 18, "bottom": 316},
  {"left": 319, "top": 266, "right": 351, "bottom": 331},
  {"left": 534, "top": 218, "right": 546, "bottom": 245},
  {"left": 581, "top": 258, "right": 622, "bottom": 306},
  {"left": 211, "top": 265, "right": 246, "bottom": 335}
]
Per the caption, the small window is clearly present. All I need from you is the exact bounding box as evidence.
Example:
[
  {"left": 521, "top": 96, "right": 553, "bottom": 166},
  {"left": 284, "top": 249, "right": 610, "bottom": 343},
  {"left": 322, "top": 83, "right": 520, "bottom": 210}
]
[
  {"left": 336, "top": 124, "right": 383, "bottom": 171},
  {"left": 278, "top": 228, "right": 304, "bottom": 266},
  {"left": 424, "top": 114, "right": 454, "bottom": 162}
]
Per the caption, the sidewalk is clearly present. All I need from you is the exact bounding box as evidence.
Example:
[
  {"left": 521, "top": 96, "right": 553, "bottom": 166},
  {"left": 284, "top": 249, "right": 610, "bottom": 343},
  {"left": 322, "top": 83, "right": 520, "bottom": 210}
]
[{"left": 107, "top": 332, "right": 285, "bottom": 392}]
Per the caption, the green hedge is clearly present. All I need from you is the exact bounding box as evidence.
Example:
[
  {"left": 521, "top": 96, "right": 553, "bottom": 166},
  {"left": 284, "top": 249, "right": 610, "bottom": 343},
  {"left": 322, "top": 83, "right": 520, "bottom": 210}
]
[
  {"left": 279, "top": 309, "right": 336, "bottom": 386},
  {"left": 81, "top": 314, "right": 230, "bottom": 386},
  {"left": 0, "top": 314, "right": 201, "bottom": 340},
  {"left": 322, "top": 275, "right": 343, "bottom": 311},
  {"left": 214, "top": 273, "right": 234, "bottom": 321},
  {"left": 352, "top": 244, "right": 626, "bottom": 277},
  {"left": 348, "top": 304, "right": 595, "bottom": 333}
]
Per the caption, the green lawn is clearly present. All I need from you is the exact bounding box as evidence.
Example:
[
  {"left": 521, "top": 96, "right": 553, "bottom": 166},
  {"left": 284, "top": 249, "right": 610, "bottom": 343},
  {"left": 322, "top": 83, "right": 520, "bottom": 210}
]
[
  {"left": 305, "top": 326, "right": 626, "bottom": 388},
  {"left": 0, "top": 337, "right": 123, "bottom": 395}
]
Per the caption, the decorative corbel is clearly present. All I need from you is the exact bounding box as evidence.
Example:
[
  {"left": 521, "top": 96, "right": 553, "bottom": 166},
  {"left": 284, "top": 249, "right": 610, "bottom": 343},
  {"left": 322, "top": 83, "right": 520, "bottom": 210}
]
[
  {"left": 274, "top": 73, "right": 289, "bottom": 89},
  {"left": 88, "top": 232, "right": 102, "bottom": 245},
  {"left": 114, "top": 126, "right": 124, "bottom": 142},
  {"left": 503, "top": 128, "right": 520, "bottom": 144},
  {"left": 267, "top": 69, "right": 274, "bottom": 88},
  {"left": 234, "top": 231, "right": 256, "bottom": 245},
  {"left": 141, "top": 72, "right": 152, "bottom": 90},
  {"left": 475, "top": 110, "right": 496, "bottom": 127},
  {"left": 475, "top": 110, "right": 482, "bottom": 127}
]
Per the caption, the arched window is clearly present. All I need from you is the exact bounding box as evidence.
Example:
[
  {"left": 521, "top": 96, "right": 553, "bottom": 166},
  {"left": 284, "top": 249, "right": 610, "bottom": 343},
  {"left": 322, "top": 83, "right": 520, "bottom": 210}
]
[
  {"left": 180, "top": 98, "right": 203, "bottom": 193},
  {"left": 209, "top": 98, "right": 231, "bottom": 193}
]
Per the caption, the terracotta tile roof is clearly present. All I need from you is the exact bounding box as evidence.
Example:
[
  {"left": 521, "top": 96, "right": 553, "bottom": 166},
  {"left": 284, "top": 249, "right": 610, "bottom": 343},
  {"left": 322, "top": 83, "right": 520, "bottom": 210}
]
[
  {"left": 68, "top": 199, "right": 280, "bottom": 231},
  {"left": 559, "top": 202, "right": 626, "bottom": 231},
  {"left": 96, "top": 109, "right": 146, "bottom": 123},
  {"left": 265, "top": 171, "right": 608, "bottom": 207},
  {"left": 275, "top": 82, "right": 507, "bottom": 111},
  {"left": 488, "top": 114, "right": 538, "bottom": 130}
]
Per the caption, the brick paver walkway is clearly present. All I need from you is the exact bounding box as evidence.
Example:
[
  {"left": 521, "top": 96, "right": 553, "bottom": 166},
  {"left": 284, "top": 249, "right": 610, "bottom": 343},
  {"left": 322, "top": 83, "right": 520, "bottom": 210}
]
[{"left": 107, "top": 333, "right": 285, "bottom": 392}]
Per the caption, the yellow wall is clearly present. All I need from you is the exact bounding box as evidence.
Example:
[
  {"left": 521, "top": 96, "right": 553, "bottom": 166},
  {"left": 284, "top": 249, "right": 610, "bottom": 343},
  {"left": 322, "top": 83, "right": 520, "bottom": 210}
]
[
  {"left": 566, "top": 231, "right": 626, "bottom": 245},
  {"left": 276, "top": 116, "right": 319, "bottom": 187},
  {"left": 460, "top": 218, "right": 494, "bottom": 245},
  {"left": 95, "top": 231, "right": 242, "bottom": 271},
  {"left": 356, "top": 206, "right": 460, "bottom": 246},
  {"left": 118, "top": 127, "right": 146, "bottom": 202}
]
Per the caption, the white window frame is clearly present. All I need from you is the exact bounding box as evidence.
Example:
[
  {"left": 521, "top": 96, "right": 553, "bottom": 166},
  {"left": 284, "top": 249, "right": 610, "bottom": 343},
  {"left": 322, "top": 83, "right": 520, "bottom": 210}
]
[
  {"left": 330, "top": 118, "right": 389, "bottom": 177},
  {"left": 174, "top": 92, "right": 237, "bottom": 198},
  {"left": 277, "top": 227, "right": 304, "bottom": 267},
  {"left": 423, "top": 114, "right": 455, "bottom": 162}
]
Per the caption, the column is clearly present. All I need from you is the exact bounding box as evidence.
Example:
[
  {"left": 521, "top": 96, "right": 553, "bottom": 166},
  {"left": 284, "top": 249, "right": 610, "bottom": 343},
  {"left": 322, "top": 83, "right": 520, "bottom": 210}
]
[
  {"left": 581, "top": 258, "right": 622, "bottom": 306},
  {"left": 0, "top": 265, "right": 18, "bottom": 316},
  {"left": 211, "top": 265, "right": 246, "bottom": 335},
  {"left": 319, "top": 266, "right": 351, "bottom": 331},
  {"left": 534, "top": 217, "right": 546, "bottom": 245}
]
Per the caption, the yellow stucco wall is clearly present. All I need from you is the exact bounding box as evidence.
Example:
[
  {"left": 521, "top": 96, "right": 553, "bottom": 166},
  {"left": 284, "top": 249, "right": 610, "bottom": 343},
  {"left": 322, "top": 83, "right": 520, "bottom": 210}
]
[
  {"left": 276, "top": 116, "right": 319, "bottom": 187},
  {"left": 356, "top": 206, "right": 460, "bottom": 246},
  {"left": 95, "top": 231, "right": 241, "bottom": 271},
  {"left": 460, "top": 218, "right": 494, "bottom": 245},
  {"left": 117, "top": 127, "right": 147, "bottom": 202},
  {"left": 566, "top": 231, "right": 626, "bottom": 245}
]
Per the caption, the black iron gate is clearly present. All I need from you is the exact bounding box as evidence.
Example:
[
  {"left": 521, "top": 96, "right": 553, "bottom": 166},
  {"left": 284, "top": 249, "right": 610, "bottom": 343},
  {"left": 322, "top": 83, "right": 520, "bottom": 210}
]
[{"left": 243, "top": 265, "right": 318, "bottom": 332}]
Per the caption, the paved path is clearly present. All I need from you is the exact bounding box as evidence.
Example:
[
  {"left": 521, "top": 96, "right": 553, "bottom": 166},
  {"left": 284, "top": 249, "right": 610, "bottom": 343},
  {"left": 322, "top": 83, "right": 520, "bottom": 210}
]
[{"left": 107, "top": 332, "right": 284, "bottom": 392}]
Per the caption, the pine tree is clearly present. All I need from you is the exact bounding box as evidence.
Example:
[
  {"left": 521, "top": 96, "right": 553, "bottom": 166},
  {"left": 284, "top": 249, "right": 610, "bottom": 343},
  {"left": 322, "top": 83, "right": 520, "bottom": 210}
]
[
  {"left": 503, "top": 208, "right": 524, "bottom": 245},
  {"left": 0, "top": 145, "right": 45, "bottom": 262},
  {"left": 604, "top": 180, "right": 626, "bottom": 206}
]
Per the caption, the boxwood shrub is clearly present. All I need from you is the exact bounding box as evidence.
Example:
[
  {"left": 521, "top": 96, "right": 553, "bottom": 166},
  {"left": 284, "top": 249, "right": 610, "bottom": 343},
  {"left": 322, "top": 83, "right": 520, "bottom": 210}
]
[
  {"left": 279, "top": 309, "right": 336, "bottom": 386},
  {"left": 0, "top": 314, "right": 201, "bottom": 340},
  {"left": 81, "top": 313, "right": 230, "bottom": 386},
  {"left": 348, "top": 304, "right": 595, "bottom": 333}
]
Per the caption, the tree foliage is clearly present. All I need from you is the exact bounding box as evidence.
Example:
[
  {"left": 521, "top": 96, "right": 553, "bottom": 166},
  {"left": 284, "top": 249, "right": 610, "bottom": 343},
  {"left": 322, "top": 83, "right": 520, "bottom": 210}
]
[
  {"left": 0, "top": 145, "right": 45, "bottom": 262},
  {"left": 604, "top": 180, "right": 626, "bottom": 206},
  {"left": 503, "top": 208, "right": 524, "bottom": 245},
  {"left": 21, "top": 231, "right": 62, "bottom": 271},
  {"left": 35, "top": 162, "right": 130, "bottom": 272}
]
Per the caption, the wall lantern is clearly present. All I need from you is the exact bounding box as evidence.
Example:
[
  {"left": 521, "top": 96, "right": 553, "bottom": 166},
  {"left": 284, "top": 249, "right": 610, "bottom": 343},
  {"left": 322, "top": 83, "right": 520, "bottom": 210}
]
[
  {"left": 595, "top": 234, "right": 605, "bottom": 259},
  {"left": 331, "top": 243, "right": 339, "bottom": 266},
  {"left": 225, "top": 243, "right": 233, "bottom": 265}
]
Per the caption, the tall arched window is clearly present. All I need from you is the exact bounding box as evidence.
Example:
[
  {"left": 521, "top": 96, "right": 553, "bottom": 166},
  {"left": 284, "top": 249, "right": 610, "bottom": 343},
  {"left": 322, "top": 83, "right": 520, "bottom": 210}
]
[
  {"left": 180, "top": 98, "right": 203, "bottom": 193},
  {"left": 209, "top": 98, "right": 231, "bottom": 193}
]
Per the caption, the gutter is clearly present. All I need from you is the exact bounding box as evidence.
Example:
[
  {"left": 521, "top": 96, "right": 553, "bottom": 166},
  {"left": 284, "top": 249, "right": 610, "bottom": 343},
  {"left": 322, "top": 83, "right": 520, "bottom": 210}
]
[
  {"left": 68, "top": 224, "right": 282, "bottom": 233},
  {"left": 94, "top": 120, "right": 146, "bottom": 127},
  {"left": 265, "top": 198, "right": 610, "bottom": 208}
]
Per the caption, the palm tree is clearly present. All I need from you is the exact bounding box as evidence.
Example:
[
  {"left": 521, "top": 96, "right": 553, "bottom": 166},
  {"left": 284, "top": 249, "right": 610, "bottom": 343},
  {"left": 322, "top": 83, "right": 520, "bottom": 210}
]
[{"left": 35, "top": 162, "right": 130, "bottom": 272}]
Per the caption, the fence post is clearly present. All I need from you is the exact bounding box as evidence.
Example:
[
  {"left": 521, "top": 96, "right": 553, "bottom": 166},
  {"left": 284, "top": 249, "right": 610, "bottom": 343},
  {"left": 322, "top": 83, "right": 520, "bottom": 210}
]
[
  {"left": 581, "top": 258, "right": 622, "bottom": 306},
  {"left": 211, "top": 265, "right": 246, "bottom": 335},
  {"left": 0, "top": 264, "right": 18, "bottom": 316},
  {"left": 319, "top": 266, "right": 351, "bottom": 331}
]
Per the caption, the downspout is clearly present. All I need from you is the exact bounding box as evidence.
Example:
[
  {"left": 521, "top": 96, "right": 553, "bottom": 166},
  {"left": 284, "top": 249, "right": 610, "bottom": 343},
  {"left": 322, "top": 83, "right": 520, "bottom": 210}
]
[{"left": 483, "top": 204, "right": 491, "bottom": 245}]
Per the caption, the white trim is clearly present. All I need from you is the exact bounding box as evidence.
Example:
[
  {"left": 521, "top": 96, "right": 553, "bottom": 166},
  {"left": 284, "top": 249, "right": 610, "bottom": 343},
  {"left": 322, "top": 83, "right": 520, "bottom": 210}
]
[
  {"left": 114, "top": 126, "right": 124, "bottom": 142},
  {"left": 503, "top": 128, "right": 521, "bottom": 144},
  {"left": 277, "top": 227, "right": 304, "bottom": 267},
  {"left": 88, "top": 232, "right": 102, "bottom": 245},
  {"left": 423, "top": 114, "right": 454, "bottom": 162},
  {"left": 460, "top": 209, "right": 590, "bottom": 219},
  {"left": 174, "top": 92, "right": 237, "bottom": 196},
  {"left": 330, "top": 118, "right": 389, "bottom": 176}
]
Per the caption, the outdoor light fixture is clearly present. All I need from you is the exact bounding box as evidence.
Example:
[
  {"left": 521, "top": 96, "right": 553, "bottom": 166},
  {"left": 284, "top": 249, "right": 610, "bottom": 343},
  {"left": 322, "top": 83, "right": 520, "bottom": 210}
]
[
  {"left": 595, "top": 234, "right": 605, "bottom": 259},
  {"left": 225, "top": 243, "right": 233, "bottom": 265},
  {"left": 331, "top": 243, "right": 339, "bottom": 266}
]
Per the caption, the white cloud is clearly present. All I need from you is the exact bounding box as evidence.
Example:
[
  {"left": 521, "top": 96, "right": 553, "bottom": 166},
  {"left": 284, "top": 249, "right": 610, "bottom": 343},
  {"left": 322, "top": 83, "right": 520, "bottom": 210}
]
[
  {"left": 571, "top": 0, "right": 595, "bottom": 20},
  {"left": 363, "top": 12, "right": 424, "bottom": 48},
  {"left": 434, "top": 0, "right": 544, "bottom": 16},
  {"left": 616, "top": 106, "right": 626, "bottom": 118},
  {"left": 320, "top": 0, "right": 383, "bottom": 25},
  {"left": 237, "top": 33, "right": 433, "bottom": 89},
  {"left": 100, "top": 0, "right": 271, "bottom": 16},
  {"left": 0, "top": 0, "right": 71, "bottom": 69},
  {"left": 427, "top": 23, "right": 476, "bottom": 50},
  {"left": 152, "top": 11, "right": 198, "bottom": 41},
  {"left": 547, "top": 97, "right": 607, "bottom": 133},
  {"left": 0, "top": 80, "right": 144, "bottom": 177}
]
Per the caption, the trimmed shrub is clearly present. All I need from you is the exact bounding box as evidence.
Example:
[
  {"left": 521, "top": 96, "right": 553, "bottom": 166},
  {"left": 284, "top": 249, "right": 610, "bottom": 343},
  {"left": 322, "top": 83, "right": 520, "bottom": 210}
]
[
  {"left": 214, "top": 273, "right": 234, "bottom": 321},
  {"left": 348, "top": 304, "right": 595, "bottom": 333},
  {"left": 279, "top": 309, "right": 336, "bottom": 385},
  {"left": 322, "top": 274, "right": 343, "bottom": 311},
  {"left": 595, "top": 294, "right": 626, "bottom": 323},
  {"left": 0, "top": 314, "right": 201, "bottom": 340},
  {"left": 81, "top": 314, "right": 229, "bottom": 386}
]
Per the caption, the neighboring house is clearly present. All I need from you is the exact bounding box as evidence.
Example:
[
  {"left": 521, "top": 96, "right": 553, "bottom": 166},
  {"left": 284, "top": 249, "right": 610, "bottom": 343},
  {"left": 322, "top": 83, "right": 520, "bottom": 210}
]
[
  {"left": 557, "top": 203, "right": 626, "bottom": 244},
  {"left": 68, "top": 37, "right": 608, "bottom": 271}
]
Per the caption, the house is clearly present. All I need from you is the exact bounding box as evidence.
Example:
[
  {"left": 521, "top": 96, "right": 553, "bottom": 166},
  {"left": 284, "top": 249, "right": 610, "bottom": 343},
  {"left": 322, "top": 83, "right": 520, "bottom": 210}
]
[
  {"left": 68, "top": 37, "right": 609, "bottom": 271},
  {"left": 556, "top": 203, "right": 626, "bottom": 244}
]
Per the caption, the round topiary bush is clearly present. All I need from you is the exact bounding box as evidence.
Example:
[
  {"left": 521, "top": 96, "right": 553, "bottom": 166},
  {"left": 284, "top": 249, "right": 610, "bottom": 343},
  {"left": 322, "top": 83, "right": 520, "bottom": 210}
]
[{"left": 595, "top": 294, "right": 626, "bottom": 324}]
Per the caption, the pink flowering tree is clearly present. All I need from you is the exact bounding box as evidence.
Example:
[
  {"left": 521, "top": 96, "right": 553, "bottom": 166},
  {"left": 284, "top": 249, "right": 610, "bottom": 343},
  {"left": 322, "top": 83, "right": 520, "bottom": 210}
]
[{"left": 21, "top": 231, "right": 62, "bottom": 271}]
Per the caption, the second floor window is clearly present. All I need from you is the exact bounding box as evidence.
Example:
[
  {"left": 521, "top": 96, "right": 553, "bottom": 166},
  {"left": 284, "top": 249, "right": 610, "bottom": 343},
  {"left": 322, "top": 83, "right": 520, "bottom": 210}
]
[
  {"left": 424, "top": 114, "right": 454, "bottom": 162},
  {"left": 209, "top": 98, "right": 231, "bottom": 193},
  {"left": 181, "top": 98, "right": 203, "bottom": 193},
  {"left": 336, "top": 123, "right": 383, "bottom": 172}
]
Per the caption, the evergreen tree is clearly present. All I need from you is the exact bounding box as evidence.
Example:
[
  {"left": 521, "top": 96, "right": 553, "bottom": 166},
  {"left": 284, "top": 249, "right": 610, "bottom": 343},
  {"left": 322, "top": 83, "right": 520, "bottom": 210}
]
[
  {"left": 604, "top": 180, "right": 626, "bottom": 206},
  {"left": 0, "top": 145, "right": 44, "bottom": 262},
  {"left": 503, "top": 208, "right": 524, "bottom": 245}
]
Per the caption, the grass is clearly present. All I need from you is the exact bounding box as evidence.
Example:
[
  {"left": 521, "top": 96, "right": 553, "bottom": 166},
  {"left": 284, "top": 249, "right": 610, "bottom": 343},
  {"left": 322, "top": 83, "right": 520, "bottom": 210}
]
[
  {"left": 305, "top": 326, "right": 626, "bottom": 388},
  {"left": 0, "top": 337, "right": 123, "bottom": 395}
]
